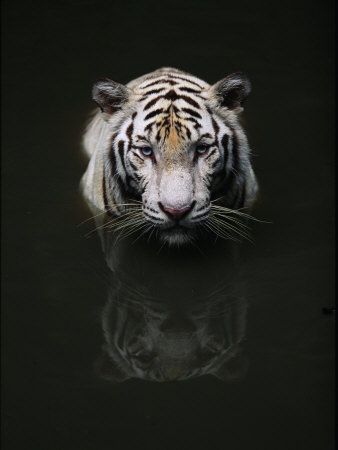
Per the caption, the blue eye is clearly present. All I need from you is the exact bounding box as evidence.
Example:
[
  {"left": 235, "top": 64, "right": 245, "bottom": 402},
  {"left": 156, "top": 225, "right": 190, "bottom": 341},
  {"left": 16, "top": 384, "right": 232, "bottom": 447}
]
[
  {"left": 196, "top": 145, "right": 209, "bottom": 155},
  {"left": 141, "top": 147, "right": 153, "bottom": 157}
]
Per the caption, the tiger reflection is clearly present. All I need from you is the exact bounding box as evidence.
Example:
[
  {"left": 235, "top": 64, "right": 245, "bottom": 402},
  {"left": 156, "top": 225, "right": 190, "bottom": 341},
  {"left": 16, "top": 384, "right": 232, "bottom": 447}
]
[{"left": 91, "top": 211, "right": 248, "bottom": 382}]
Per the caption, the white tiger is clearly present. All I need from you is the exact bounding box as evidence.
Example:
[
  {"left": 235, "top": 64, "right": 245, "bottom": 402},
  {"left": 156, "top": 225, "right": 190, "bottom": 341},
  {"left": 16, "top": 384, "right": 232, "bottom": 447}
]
[{"left": 81, "top": 67, "right": 258, "bottom": 246}]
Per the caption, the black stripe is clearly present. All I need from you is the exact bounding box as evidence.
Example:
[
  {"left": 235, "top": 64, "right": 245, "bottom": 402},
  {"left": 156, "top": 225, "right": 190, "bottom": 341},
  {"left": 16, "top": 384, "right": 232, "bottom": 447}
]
[
  {"left": 132, "top": 151, "right": 144, "bottom": 161},
  {"left": 118, "top": 140, "right": 127, "bottom": 174},
  {"left": 179, "top": 95, "right": 200, "bottom": 109},
  {"left": 109, "top": 149, "right": 117, "bottom": 178},
  {"left": 141, "top": 78, "right": 177, "bottom": 89},
  {"left": 143, "top": 211, "right": 164, "bottom": 222},
  {"left": 141, "top": 180, "right": 149, "bottom": 193},
  {"left": 135, "top": 134, "right": 148, "bottom": 141},
  {"left": 133, "top": 172, "right": 142, "bottom": 182},
  {"left": 155, "top": 128, "right": 163, "bottom": 143},
  {"left": 146, "top": 206, "right": 158, "bottom": 213},
  {"left": 223, "top": 133, "right": 237, "bottom": 180},
  {"left": 167, "top": 74, "right": 203, "bottom": 88},
  {"left": 200, "top": 133, "right": 212, "bottom": 139},
  {"left": 115, "top": 173, "right": 129, "bottom": 199},
  {"left": 172, "top": 105, "right": 180, "bottom": 115},
  {"left": 129, "top": 161, "right": 138, "bottom": 171},
  {"left": 126, "top": 112, "right": 137, "bottom": 153},
  {"left": 184, "top": 126, "right": 192, "bottom": 139},
  {"left": 185, "top": 117, "right": 199, "bottom": 125},
  {"left": 205, "top": 176, "right": 213, "bottom": 190},
  {"left": 221, "top": 134, "right": 229, "bottom": 167},
  {"left": 230, "top": 128, "right": 240, "bottom": 176},
  {"left": 205, "top": 148, "right": 217, "bottom": 161},
  {"left": 144, "top": 122, "right": 154, "bottom": 133},
  {"left": 108, "top": 134, "right": 123, "bottom": 213},
  {"left": 145, "top": 108, "right": 164, "bottom": 120},
  {"left": 178, "top": 87, "right": 206, "bottom": 100},
  {"left": 211, "top": 158, "right": 221, "bottom": 169},
  {"left": 206, "top": 106, "right": 220, "bottom": 135},
  {"left": 143, "top": 95, "right": 164, "bottom": 111},
  {"left": 178, "top": 87, "right": 202, "bottom": 94},
  {"left": 211, "top": 117, "right": 220, "bottom": 135},
  {"left": 163, "top": 89, "right": 179, "bottom": 101},
  {"left": 212, "top": 128, "right": 242, "bottom": 207},
  {"left": 139, "top": 88, "right": 165, "bottom": 99},
  {"left": 109, "top": 133, "right": 118, "bottom": 176},
  {"left": 141, "top": 79, "right": 166, "bottom": 89},
  {"left": 196, "top": 202, "right": 209, "bottom": 212},
  {"left": 181, "top": 108, "right": 202, "bottom": 119}
]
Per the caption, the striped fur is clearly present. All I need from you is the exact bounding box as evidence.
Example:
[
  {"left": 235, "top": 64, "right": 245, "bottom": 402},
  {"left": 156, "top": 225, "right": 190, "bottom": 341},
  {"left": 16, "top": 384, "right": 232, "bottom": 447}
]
[{"left": 81, "top": 67, "right": 258, "bottom": 245}]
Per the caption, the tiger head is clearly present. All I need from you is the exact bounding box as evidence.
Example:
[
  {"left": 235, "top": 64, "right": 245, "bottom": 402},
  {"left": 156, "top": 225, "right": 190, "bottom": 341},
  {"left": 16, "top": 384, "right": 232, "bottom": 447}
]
[{"left": 82, "top": 68, "right": 258, "bottom": 245}]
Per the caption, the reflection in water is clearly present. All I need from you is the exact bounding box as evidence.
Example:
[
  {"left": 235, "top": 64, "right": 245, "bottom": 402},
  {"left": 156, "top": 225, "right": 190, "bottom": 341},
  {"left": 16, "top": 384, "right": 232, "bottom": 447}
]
[{"left": 90, "top": 209, "right": 249, "bottom": 383}]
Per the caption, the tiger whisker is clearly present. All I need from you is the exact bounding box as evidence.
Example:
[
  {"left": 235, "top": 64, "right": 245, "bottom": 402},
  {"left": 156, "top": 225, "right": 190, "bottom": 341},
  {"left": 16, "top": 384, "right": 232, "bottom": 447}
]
[
  {"left": 77, "top": 209, "right": 111, "bottom": 226},
  {"left": 205, "top": 219, "right": 238, "bottom": 241},
  {"left": 112, "top": 217, "right": 146, "bottom": 233},
  {"left": 211, "top": 211, "right": 251, "bottom": 230},
  {"left": 211, "top": 204, "right": 256, "bottom": 217},
  {"left": 116, "top": 227, "right": 142, "bottom": 243},
  {"left": 108, "top": 220, "right": 145, "bottom": 236},
  {"left": 208, "top": 216, "right": 253, "bottom": 242},
  {"left": 112, "top": 214, "right": 146, "bottom": 231},
  {"left": 210, "top": 214, "right": 251, "bottom": 236},
  {"left": 97, "top": 213, "right": 143, "bottom": 232},
  {"left": 86, "top": 210, "right": 143, "bottom": 235},
  {"left": 210, "top": 205, "right": 270, "bottom": 223},
  {"left": 105, "top": 211, "right": 144, "bottom": 226},
  {"left": 210, "top": 196, "right": 226, "bottom": 204},
  {"left": 201, "top": 219, "right": 231, "bottom": 241},
  {"left": 78, "top": 203, "right": 142, "bottom": 227},
  {"left": 115, "top": 220, "right": 149, "bottom": 242}
]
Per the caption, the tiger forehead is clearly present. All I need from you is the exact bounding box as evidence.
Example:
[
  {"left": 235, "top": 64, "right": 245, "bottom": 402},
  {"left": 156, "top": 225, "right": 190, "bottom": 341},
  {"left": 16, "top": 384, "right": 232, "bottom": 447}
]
[
  {"left": 136, "top": 79, "right": 208, "bottom": 108},
  {"left": 139, "top": 105, "right": 202, "bottom": 151},
  {"left": 133, "top": 77, "right": 211, "bottom": 150},
  {"left": 135, "top": 72, "right": 209, "bottom": 92}
]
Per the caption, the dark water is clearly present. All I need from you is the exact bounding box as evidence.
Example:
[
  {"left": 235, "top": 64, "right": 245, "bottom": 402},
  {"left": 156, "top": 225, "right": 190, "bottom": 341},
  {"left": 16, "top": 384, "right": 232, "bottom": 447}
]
[{"left": 2, "top": 0, "right": 334, "bottom": 449}]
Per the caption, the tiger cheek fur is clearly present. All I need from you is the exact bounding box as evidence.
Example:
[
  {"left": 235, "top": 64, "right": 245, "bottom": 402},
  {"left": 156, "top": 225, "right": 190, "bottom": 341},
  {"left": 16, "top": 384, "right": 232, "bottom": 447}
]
[{"left": 81, "top": 67, "right": 258, "bottom": 246}]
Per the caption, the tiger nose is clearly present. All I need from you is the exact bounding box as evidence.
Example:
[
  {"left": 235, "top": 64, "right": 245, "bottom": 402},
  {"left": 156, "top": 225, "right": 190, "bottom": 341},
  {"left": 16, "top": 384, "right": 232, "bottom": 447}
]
[{"left": 159, "top": 202, "right": 195, "bottom": 221}]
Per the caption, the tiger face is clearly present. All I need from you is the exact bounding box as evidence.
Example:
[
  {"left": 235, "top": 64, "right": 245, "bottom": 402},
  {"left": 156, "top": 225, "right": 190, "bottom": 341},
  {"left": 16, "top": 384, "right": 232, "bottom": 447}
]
[{"left": 82, "top": 68, "right": 258, "bottom": 245}]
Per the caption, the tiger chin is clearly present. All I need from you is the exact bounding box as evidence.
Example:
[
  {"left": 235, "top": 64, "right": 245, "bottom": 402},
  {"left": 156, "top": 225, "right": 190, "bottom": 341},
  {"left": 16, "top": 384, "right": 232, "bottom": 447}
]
[{"left": 81, "top": 67, "right": 258, "bottom": 246}]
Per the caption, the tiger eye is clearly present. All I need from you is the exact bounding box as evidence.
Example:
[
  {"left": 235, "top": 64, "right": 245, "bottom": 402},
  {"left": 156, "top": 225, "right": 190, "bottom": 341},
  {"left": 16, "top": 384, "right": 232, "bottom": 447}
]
[
  {"left": 141, "top": 147, "right": 153, "bottom": 157},
  {"left": 196, "top": 145, "right": 209, "bottom": 155}
]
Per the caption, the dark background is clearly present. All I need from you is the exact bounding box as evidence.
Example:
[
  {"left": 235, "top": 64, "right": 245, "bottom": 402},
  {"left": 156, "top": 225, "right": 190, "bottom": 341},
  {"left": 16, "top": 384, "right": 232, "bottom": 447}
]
[{"left": 2, "top": 0, "right": 334, "bottom": 449}]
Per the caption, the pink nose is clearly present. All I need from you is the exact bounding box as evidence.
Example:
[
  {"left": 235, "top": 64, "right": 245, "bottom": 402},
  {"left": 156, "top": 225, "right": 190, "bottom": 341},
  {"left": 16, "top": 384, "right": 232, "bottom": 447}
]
[{"left": 159, "top": 202, "right": 194, "bottom": 221}]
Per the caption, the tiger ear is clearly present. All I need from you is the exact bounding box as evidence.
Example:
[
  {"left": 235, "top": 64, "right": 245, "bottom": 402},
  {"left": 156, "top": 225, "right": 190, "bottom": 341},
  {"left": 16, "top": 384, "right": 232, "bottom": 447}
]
[
  {"left": 212, "top": 353, "right": 249, "bottom": 382},
  {"left": 94, "top": 346, "right": 131, "bottom": 383},
  {"left": 210, "top": 72, "right": 251, "bottom": 113},
  {"left": 92, "top": 78, "right": 131, "bottom": 116}
]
